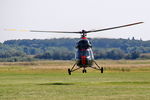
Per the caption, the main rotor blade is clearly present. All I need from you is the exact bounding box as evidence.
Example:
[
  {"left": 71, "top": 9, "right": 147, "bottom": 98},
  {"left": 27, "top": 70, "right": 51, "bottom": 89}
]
[
  {"left": 4, "top": 29, "right": 29, "bottom": 32},
  {"left": 87, "top": 22, "right": 144, "bottom": 33},
  {"left": 5, "top": 29, "right": 81, "bottom": 34},
  {"left": 5, "top": 21, "right": 143, "bottom": 34},
  {"left": 30, "top": 30, "right": 81, "bottom": 34}
]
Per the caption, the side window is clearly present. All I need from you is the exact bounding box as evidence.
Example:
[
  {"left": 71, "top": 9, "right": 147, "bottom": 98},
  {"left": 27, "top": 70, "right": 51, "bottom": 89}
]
[
  {"left": 75, "top": 50, "right": 79, "bottom": 59},
  {"left": 89, "top": 49, "right": 94, "bottom": 59}
]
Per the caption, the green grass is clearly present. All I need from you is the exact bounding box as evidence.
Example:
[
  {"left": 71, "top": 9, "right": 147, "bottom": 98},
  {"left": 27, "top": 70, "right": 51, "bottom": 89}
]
[{"left": 0, "top": 60, "right": 150, "bottom": 100}]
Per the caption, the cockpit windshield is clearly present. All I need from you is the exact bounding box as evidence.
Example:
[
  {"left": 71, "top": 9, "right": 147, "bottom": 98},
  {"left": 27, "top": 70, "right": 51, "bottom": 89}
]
[
  {"left": 78, "top": 50, "right": 90, "bottom": 56},
  {"left": 75, "top": 48, "right": 94, "bottom": 60}
]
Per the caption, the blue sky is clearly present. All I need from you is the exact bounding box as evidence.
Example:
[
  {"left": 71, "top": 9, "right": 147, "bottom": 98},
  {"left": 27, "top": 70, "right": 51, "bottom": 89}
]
[{"left": 0, "top": 0, "right": 149, "bottom": 42}]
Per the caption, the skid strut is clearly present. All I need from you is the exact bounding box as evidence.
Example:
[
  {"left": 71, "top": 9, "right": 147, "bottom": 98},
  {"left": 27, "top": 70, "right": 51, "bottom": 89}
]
[
  {"left": 68, "top": 63, "right": 81, "bottom": 75},
  {"left": 91, "top": 61, "right": 104, "bottom": 73}
]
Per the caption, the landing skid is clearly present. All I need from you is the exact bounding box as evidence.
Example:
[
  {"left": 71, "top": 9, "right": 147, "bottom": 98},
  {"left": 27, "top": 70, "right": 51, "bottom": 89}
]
[{"left": 68, "top": 61, "right": 104, "bottom": 75}]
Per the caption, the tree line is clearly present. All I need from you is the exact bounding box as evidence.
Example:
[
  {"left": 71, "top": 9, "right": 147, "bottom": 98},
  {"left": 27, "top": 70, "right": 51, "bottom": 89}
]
[{"left": 0, "top": 38, "right": 150, "bottom": 61}]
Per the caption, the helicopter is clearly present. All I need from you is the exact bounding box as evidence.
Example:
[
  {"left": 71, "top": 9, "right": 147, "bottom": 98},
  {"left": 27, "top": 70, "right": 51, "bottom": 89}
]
[{"left": 6, "top": 22, "right": 143, "bottom": 75}]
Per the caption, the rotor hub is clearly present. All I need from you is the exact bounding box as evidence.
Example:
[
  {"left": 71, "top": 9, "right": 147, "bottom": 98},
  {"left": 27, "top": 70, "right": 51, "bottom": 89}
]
[{"left": 81, "top": 30, "right": 87, "bottom": 39}]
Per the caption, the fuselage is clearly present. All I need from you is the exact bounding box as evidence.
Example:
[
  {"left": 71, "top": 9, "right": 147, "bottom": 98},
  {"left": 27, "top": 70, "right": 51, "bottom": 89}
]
[{"left": 75, "top": 37, "right": 94, "bottom": 67}]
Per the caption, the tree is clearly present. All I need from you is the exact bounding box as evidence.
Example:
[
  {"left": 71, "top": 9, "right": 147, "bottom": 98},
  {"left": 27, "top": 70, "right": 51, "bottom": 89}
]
[{"left": 125, "top": 51, "right": 140, "bottom": 59}]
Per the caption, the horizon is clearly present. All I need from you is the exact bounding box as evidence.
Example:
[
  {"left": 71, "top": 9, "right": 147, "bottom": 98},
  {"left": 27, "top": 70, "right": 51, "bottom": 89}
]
[{"left": 1, "top": 36, "right": 148, "bottom": 44}]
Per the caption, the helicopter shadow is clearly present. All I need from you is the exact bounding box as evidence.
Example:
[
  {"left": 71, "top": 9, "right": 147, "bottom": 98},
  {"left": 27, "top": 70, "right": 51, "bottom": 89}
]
[{"left": 39, "top": 82, "right": 74, "bottom": 86}]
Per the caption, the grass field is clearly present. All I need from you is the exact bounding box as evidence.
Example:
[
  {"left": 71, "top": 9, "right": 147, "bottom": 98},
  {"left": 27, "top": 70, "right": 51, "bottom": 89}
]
[{"left": 0, "top": 60, "right": 150, "bottom": 100}]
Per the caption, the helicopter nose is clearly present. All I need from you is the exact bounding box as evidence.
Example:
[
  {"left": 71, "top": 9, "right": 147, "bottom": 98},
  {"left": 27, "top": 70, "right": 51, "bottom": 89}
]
[{"left": 81, "top": 56, "right": 86, "bottom": 65}]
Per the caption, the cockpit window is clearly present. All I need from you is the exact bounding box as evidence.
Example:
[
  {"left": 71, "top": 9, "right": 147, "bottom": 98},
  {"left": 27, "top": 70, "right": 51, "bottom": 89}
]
[
  {"left": 78, "top": 50, "right": 90, "bottom": 57},
  {"left": 75, "top": 49, "right": 94, "bottom": 60}
]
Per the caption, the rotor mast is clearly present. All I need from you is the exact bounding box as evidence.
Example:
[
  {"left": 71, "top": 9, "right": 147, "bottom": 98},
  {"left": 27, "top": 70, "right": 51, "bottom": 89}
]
[{"left": 80, "top": 30, "right": 87, "bottom": 39}]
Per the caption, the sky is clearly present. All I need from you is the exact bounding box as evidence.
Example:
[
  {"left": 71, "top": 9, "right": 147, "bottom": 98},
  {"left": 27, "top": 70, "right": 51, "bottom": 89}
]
[{"left": 0, "top": 0, "right": 149, "bottom": 42}]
